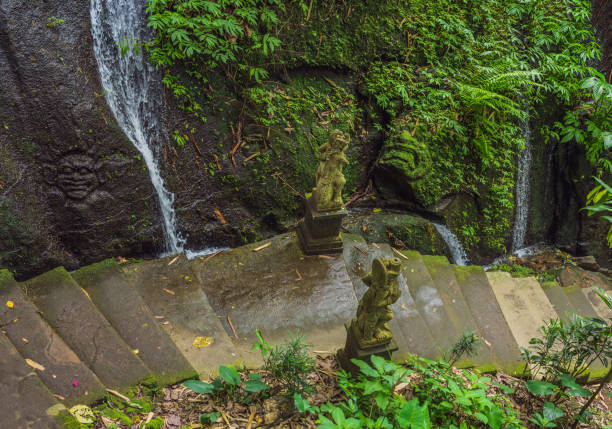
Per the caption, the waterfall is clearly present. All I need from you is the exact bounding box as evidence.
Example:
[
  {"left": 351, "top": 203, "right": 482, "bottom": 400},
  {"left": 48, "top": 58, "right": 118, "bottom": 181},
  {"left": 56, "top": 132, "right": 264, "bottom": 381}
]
[
  {"left": 90, "top": 0, "right": 185, "bottom": 254},
  {"left": 433, "top": 224, "right": 469, "bottom": 266},
  {"left": 511, "top": 118, "right": 533, "bottom": 252}
]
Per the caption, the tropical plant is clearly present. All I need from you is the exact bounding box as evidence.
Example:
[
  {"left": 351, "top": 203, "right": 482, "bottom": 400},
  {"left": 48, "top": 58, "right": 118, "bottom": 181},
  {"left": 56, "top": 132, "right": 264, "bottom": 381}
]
[
  {"left": 183, "top": 364, "right": 268, "bottom": 402},
  {"left": 583, "top": 177, "right": 612, "bottom": 248},
  {"left": 252, "top": 329, "right": 315, "bottom": 396}
]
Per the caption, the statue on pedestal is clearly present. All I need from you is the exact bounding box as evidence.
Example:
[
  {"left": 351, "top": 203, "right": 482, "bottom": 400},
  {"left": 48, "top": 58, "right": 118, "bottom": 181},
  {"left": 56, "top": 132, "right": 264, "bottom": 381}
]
[
  {"left": 297, "top": 130, "right": 350, "bottom": 255},
  {"left": 352, "top": 257, "right": 402, "bottom": 348},
  {"left": 311, "top": 130, "right": 350, "bottom": 212}
]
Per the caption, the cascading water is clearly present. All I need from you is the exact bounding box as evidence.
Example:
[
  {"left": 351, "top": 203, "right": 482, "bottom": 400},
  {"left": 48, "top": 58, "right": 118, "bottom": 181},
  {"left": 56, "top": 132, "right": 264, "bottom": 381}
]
[
  {"left": 511, "top": 117, "right": 533, "bottom": 253},
  {"left": 90, "top": 0, "right": 185, "bottom": 254},
  {"left": 433, "top": 224, "right": 469, "bottom": 266}
]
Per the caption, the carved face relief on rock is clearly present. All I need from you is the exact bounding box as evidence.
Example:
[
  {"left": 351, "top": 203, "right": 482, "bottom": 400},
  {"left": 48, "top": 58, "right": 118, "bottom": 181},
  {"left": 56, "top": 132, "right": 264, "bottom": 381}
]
[{"left": 56, "top": 153, "right": 98, "bottom": 200}]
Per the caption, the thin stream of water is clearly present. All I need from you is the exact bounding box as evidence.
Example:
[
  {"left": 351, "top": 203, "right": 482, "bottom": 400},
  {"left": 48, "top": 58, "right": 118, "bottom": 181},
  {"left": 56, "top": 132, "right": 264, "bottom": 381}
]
[
  {"left": 511, "top": 118, "right": 533, "bottom": 252},
  {"left": 91, "top": 0, "right": 185, "bottom": 254},
  {"left": 433, "top": 223, "right": 469, "bottom": 266}
]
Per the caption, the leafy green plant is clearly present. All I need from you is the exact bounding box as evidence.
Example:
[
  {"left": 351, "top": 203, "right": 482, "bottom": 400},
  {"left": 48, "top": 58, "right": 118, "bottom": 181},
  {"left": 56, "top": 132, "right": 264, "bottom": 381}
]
[
  {"left": 446, "top": 330, "right": 481, "bottom": 366},
  {"left": 46, "top": 16, "right": 65, "bottom": 28},
  {"left": 583, "top": 177, "right": 612, "bottom": 248},
  {"left": 295, "top": 355, "right": 525, "bottom": 429},
  {"left": 521, "top": 314, "right": 611, "bottom": 382},
  {"left": 183, "top": 364, "right": 268, "bottom": 402},
  {"left": 528, "top": 402, "right": 564, "bottom": 428},
  {"left": 252, "top": 329, "right": 315, "bottom": 396}
]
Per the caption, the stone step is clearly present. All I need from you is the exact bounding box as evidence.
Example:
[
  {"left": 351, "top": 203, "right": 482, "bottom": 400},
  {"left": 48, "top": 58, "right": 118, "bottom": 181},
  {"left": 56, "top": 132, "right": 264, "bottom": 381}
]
[
  {"left": 342, "top": 235, "right": 437, "bottom": 361},
  {"left": 73, "top": 260, "right": 197, "bottom": 386},
  {"left": 0, "top": 332, "right": 67, "bottom": 428},
  {"left": 0, "top": 270, "right": 105, "bottom": 406},
  {"left": 189, "top": 233, "right": 358, "bottom": 366},
  {"left": 120, "top": 254, "right": 240, "bottom": 376},
  {"left": 24, "top": 267, "right": 151, "bottom": 391},
  {"left": 514, "top": 277, "right": 558, "bottom": 324},
  {"left": 562, "top": 285, "right": 599, "bottom": 318},
  {"left": 400, "top": 251, "right": 465, "bottom": 362},
  {"left": 453, "top": 266, "right": 522, "bottom": 375},
  {"left": 581, "top": 287, "right": 612, "bottom": 321},
  {"left": 540, "top": 281, "right": 577, "bottom": 322},
  {"left": 487, "top": 272, "right": 542, "bottom": 358},
  {"left": 422, "top": 255, "right": 494, "bottom": 369}
]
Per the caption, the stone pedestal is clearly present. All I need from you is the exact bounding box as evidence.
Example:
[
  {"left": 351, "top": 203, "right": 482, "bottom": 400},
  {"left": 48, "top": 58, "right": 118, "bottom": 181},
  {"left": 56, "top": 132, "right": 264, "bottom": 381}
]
[
  {"left": 336, "top": 322, "right": 398, "bottom": 376},
  {"left": 297, "top": 197, "right": 347, "bottom": 255}
]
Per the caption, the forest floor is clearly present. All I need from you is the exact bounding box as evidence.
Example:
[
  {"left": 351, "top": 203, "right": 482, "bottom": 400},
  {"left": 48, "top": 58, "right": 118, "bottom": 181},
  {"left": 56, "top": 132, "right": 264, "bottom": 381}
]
[{"left": 90, "top": 355, "right": 611, "bottom": 429}]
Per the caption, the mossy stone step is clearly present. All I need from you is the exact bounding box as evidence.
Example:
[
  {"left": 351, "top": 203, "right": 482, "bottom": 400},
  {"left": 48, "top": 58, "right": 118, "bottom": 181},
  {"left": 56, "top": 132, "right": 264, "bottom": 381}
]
[
  {"left": 24, "top": 267, "right": 151, "bottom": 391},
  {"left": 0, "top": 270, "right": 105, "bottom": 406},
  {"left": 341, "top": 236, "right": 436, "bottom": 361},
  {"left": 422, "top": 255, "right": 493, "bottom": 369},
  {"left": 400, "top": 251, "right": 465, "bottom": 362},
  {"left": 562, "top": 285, "right": 599, "bottom": 318},
  {"left": 190, "top": 234, "right": 358, "bottom": 366},
  {"left": 121, "top": 254, "right": 239, "bottom": 376},
  {"left": 0, "top": 333, "right": 67, "bottom": 428},
  {"left": 73, "top": 260, "right": 197, "bottom": 386},
  {"left": 582, "top": 287, "right": 612, "bottom": 320},
  {"left": 514, "top": 277, "right": 558, "bottom": 323},
  {"left": 487, "top": 272, "right": 542, "bottom": 356},
  {"left": 454, "top": 266, "right": 522, "bottom": 375},
  {"left": 540, "top": 281, "right": 577, "bottom": 322}
]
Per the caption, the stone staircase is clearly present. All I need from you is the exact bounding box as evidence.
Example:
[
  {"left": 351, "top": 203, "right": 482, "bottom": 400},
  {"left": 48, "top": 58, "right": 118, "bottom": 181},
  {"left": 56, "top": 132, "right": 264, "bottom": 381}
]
[{"left": 1, "top": 233, "right": 611, "bottom": 427}]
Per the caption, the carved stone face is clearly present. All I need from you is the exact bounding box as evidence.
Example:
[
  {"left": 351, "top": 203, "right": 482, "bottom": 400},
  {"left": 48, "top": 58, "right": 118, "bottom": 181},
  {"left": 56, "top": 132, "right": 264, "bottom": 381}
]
[
  {"left": 329, "top": 130, "right": 350, "bottom": 150},
  {"left": 56, "top": 154, "right": 98, "bottom": 200}
]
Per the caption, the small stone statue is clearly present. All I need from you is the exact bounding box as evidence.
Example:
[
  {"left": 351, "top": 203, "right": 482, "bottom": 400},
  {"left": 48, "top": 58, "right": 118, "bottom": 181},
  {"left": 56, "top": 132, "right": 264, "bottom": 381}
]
[
  {"left": 352, "top": 257, "right": 402, "bottom": 348},
  {"left": 311, "top": 130, "right": 350, "bottom": 212}
]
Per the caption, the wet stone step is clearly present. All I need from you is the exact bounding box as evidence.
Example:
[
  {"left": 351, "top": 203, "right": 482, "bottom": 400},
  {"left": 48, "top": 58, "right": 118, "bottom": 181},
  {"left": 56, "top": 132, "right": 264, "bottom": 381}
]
[
  {"left": 514, "top": 277, "right": 558, "bottom": 323},
  {"left": 0, "top": 332, "right": 67, "bottom": 429},
  {"left": 24, "top": 267, "right": 151, "bottom": 391},
  {"left": 582, "top": 287, "right": 612, "bottom": 321},
  {"left": 190, "top": 234, "right": 358, "bottom": 364},
  {"left": 73, "top": 260, "right": 197, "bottom": 386},
  {"left": 341, "top": 235, "right": 436, "bottom": 361},
  {"left": 401, "top": 251, "right": 463, "bottom": 362},
  {"left": 422, "top": 255, "right": 493, "bottom": 369},
  {"left": 487, "top": 272, "right": 542, "bottom": 353},
  {"left": 540, "top": 281, "right": 576, "bottom": 322},
  {"left": 454, "top": 266, "right": 522, "bottom": 375},
  {"left": 0, "top": 270, "right": 105, "bottom": 406},
  {"left": 121, "top": 254, "right": 239, "bottom": 376},
  {"left": 562, "top": 285, "right": 599, "bottom": 318}
]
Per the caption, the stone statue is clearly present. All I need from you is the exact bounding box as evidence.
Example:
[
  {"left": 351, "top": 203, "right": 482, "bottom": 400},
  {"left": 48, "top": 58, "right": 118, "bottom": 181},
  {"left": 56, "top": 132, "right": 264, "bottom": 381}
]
[
  {"left": 352, "top": 257, "right": 402, "bottom": 348},
  {"left": 311, "top": 130, "right": 350, "bottom": 212},
  {"left": 56, "top": 153, "right": 99, "bottom": 200}
]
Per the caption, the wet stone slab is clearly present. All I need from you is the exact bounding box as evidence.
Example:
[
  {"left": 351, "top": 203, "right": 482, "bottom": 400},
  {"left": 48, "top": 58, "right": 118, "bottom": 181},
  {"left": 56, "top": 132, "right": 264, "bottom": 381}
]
[
  {"left": 454, "top": 266, "right": 522, "bottom": 375},
  {"left": 0, "top": 333, "right": 66, "bottom": 429},
  {"left": 121, "top": 255, "right": 238, "bottom": 377},
  {"left": 190, "top": 234, "right": 358, "bottom": 356},
  {"left": 342, "top": 236, "right": 436, "bottom": 361},
  {"left": 400, "top": 251, "right": 461, "bottom": 360},
  {"left": 541, "top": 281, "right": 577, "bottom": 322},
  {"left": 24, "top": 267, "right": 151, "bottom": 391},
  {"left": 422, "top": 255, "right": 493, "bottom": 369},
  {"left": 0, "top": 270, "right": 105, "bottom": 405},
  {"left": 73, "top": 260, "right": 197, "bottom": 385}
]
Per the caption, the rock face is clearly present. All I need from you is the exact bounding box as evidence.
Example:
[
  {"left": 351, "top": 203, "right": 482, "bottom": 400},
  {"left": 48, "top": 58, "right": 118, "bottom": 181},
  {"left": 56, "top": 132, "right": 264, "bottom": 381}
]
[
  {"left": 0, "top": 0, "right": 162, "bottom": 277},
  {"left": 592, "top": 0, "right": 612, "bottom": 76}
]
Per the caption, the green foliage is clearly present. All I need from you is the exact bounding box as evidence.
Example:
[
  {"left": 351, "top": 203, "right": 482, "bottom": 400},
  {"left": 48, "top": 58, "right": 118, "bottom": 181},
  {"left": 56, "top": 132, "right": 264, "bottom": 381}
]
[
  {"left": 521, "top": 314, "right": 612, "bottom": 382},
  {"left": 296, "top": 355, "right": 525, "bottom": 429},
  {"left": 183, "top": 364, "right": 269, "bottom": 402},
  {"left": 253, "top": 329, "right": 315, "bottom": 396},
  {"left": 488, "top": 263, "right": 536, "bottom": 278},
  {"left": 583, "top": 177, "right": 612, "bottom": 248},
  {"left": 199, "top": 412, "right": 221, "bottom": 425},
  {"left": 46, "top": 16, "right": 65, "bottom": 28},
  {"left": 145, "top": 416, "right": 165, "bottom": 429},
  {"left": 446, "top": 331, "right": 481, "bottom": 366},
  {"left": 528, "top": 402, "right": 564, "bottom": 428}
]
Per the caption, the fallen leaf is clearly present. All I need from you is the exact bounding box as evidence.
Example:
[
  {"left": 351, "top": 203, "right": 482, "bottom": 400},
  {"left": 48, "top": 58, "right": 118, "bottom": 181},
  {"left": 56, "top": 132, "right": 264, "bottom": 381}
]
[
  {"left": 22, "top": 338, "right": 29, "bottom": 343},
  {"left": 253, "top": 242, "right": 272, "bottom": 252},
  {"left": 162, "top": 321, "right": 170, "bottom": 325},
  {"left": 163, "top": 288, "right": 175, "bottom": 295},
  {"left": 296, "top": 268, "right": 303, "bottom": 281},
  {"left": 213, "top": 208, "right": 227, "bottom": 224},
  {"left": 154, "top": 315, "right": 165, "bottom": 319},
  {"left": 373, "top": 208, "right": 382, "bottom": 213},
  {"left": 132, "top": 349, "right": 139, "bottom": 355},
  {"left": 25, "top": 358, "right": 45, "bottom": 371},
  {"left": 168, "top": 255, "right": 180, "bottom": 266},
  {"left": 372, "top": 243, "right": 380, "bottom": 249},
  {"left": 392, "top": 247, "right": 409, "bottom": 260},
  {"left": 5, "top": 300, "right": 14, "bottom": 309},
  {"left": 318, "top": 255, "right": 333, "bottom": 259},
  {"left": 192, "top": 336, "right": 213, "bottom": 348},
  {"left": 70, "top": 405, "right": 95, "bottom": 424}
]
